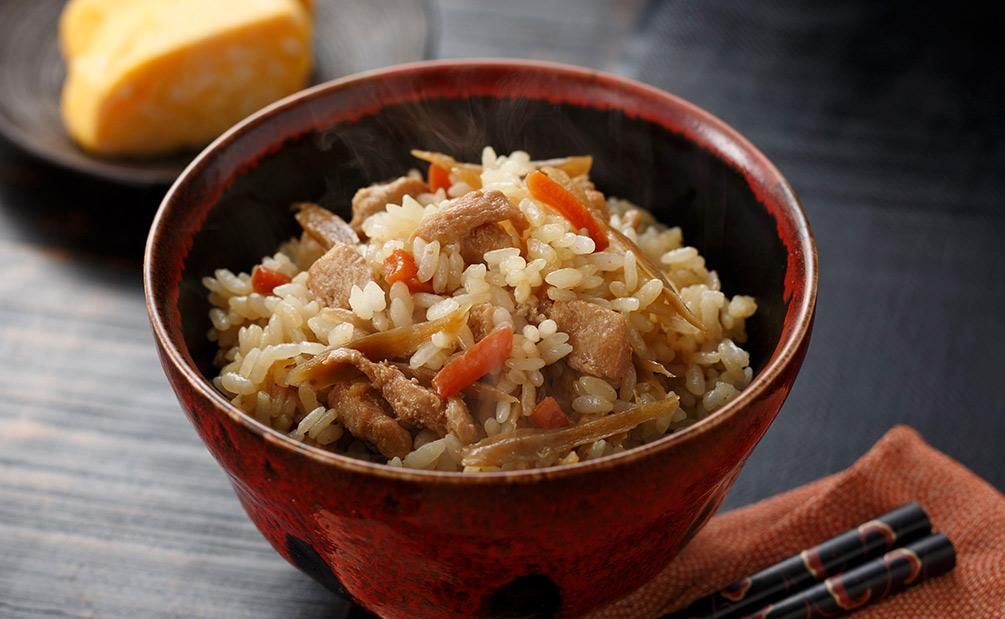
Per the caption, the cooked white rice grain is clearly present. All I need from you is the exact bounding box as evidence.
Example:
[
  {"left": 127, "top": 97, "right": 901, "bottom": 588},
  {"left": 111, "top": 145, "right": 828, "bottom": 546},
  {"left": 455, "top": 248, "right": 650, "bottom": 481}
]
[
  {"left": 290, "top": 406, "right": 326, "bottom": 441},
  {"left": 412, "top": 292, "right": 445, "bottom": 309},
  {"left": 403, "top": 438, "right": 446, "bottom": 469},
  {"left": 221, "top": 372, "right": 257, "bottom": 395},
  {"left": 410, "top": 342, "right": 441, "bottom": 369},
  {"left": 572, "top": 395, "right": 614, "bottom": 415},
  {"left": 703, "top": 381, "right": 740, "bottom": 412},
  {"left": 660, "top": 246, "right": 699, "bottom": 266},
  {"left": 415, "top": 239, "right": 440, "bottom": 282},
  {"left": 729, "top": 295, "right": 758, "bottom": 319},
  {"left": 570, "top": 235, "right": 596, "bottom": 255},
  {"left": 577, "top": 376, "right": 618, "bottom": 402},
  {"left": 546, "top": 288, "right": 576, "bottom": 302},
  {"left": 485, "top": 247, "right": 520, "bottom": 265},
  {"left": 610, "top": 297, "right": 641, "bottom": 313},
  {"left": 508, "top": 358, "right": 547, "bottom": 372},
  {"left": 426, "top": 297, "right": 460, "bottom": 321},
  {"left": 587, "top": 440, "right": 608, "bottom": 459},
  {"left": 306, "top": 409, "right": 337, "bottom": 440},
  {"left": 545, "top": 268, "right": 584, "bottom": 289},
  {"left": 623, "top": 250, "right": 638, "bottom": 290},
  {"left": 348, "top": 282, "right": 386, "bottom": 320},
  {"left": 685, "top": 364, "right": 707, "bottom": 396},
  {"left": 314, "top": 424, "right": 344, "bottom": 445},
  {"left": 635, "top": 279, "right": 663, "bottom": 309}
]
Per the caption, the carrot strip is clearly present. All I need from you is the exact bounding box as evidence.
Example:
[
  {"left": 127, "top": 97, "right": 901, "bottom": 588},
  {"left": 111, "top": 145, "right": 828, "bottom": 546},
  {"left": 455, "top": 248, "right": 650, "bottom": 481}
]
[
  {"left": 530, "top": 397, "right": 570, "bottom": 429},
  {"left": 384, "top": 249, "right": 435, "bottom": 293},
  {"left": 251, "top": 266, "right": 291, "bottom": 295},
  {"left": 406, "top": 279, "right": 435, "bottom": 293},
  {"left": 384, "top": 249, "right": 418, "bottom": 285},
  {"left": 527, "top": 170, "right": 608, "bottom": 251},
  {"left": 411, "top": 150, "right": 483, "bottom": 189},
  {"left": 428, "top": 163, "right": 451, "bottom": 193},
  {"left": 432, "top": 325, "right": 513, "bottom": 398}
]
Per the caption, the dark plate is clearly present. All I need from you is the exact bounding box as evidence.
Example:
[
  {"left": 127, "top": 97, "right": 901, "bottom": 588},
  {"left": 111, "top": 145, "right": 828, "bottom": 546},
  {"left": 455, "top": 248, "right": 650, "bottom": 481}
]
[{"left": 0, "top": 0, "right": 436, "bottom": 186}]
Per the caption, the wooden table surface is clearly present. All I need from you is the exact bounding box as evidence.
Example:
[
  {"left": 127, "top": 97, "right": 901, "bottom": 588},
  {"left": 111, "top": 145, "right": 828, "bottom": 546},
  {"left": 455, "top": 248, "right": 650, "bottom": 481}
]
[{"left": 1, "top": 1, "right": 1002, "bottom": 617}]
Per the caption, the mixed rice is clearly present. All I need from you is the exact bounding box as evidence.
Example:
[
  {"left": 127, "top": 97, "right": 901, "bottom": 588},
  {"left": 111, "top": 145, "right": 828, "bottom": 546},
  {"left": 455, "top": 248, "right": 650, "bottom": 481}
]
[{"left": 204, "top": 148, "right": 757, "bottom": 472}]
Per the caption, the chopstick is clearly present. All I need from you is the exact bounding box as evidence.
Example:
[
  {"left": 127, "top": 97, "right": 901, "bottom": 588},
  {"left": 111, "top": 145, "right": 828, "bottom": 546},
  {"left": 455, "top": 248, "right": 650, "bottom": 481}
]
[
  {"left": 663, "top": 503, "right": 938, "bottom": 619},
  {"left": 741, "top": 533, "right": 955, "bottom": 618}
]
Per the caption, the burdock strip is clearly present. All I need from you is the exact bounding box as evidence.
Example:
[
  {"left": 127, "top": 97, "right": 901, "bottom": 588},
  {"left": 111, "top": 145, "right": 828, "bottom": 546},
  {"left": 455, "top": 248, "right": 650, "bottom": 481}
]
[{"left": 663, "top": 502, "right": 932, "bottom": 619}]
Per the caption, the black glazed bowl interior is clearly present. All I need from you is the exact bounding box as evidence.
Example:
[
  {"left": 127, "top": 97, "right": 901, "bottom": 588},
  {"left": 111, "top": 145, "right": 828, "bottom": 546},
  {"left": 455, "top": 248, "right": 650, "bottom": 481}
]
[{"left": 177, "top": 65, "right": 799, "bottom": 381}]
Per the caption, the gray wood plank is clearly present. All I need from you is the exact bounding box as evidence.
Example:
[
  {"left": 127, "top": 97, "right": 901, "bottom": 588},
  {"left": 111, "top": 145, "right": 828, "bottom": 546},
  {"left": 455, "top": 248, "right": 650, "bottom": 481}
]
[{"left": 0, "top": 1, "right": 1002, "bottom": 618}]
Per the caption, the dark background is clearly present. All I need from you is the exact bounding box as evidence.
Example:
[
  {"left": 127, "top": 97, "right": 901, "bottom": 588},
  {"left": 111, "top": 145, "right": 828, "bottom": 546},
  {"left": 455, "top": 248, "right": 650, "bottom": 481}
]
[{"left": 0, "top": 1, "right": 1001, "bottom": 617}]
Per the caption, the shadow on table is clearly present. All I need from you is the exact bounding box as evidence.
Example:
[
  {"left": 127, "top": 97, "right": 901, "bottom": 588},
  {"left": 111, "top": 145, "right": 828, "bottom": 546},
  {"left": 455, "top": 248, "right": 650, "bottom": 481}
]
[
  {"left": 0, "top": 139, "right": 165, "bottom": 276},
  {"left": 273, "top": 570, "right": 376, "bottom": 619}
]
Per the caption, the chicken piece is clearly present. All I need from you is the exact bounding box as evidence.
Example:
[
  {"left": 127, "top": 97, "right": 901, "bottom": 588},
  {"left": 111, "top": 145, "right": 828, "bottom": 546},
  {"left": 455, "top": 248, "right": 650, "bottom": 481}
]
[
  {"left": 393, "top": 362, "right": 518, "bottom": 417},
  {"left": 444, "top": 397, "right": 479, "bottom": 445},
  {"left": 349, "top": 176, "right": 428, "bottom": 232},
  {"left": 540, "top": 360, "right": 576, "bottom": 413},
  {"left": 328, "top": 382, "right": 411, "bottom": 459},
  {"left": 295, "top": 202, "right": 359, "bottom": 249},
  {"left": 325, "top": 349, "right": 479, "bottom": 443},
  {"left": 467, "top": 303, "right": 497, "bottom": 342},
  {"left": 548, "top": 300, "right": 631, "bottom": 380},
  {"left": 585, "top": 189, "right": 610, "bottom": 221},
  {"left": 622, "top": 208, "right": 654, "bottom": 232},
  {"left": 459, "top": 223, "right": 515, "bottom": 264},
  {"left": 307, "top": 245, "right": 371, "bottom": 308},
  {"left": 569, "top": 175, "right": 611, "bottom": 221},
  {"left": 413, "top": 190, "right": 528, "bottom": 244},
  {"left": 325, "top": 348, "right": 451, "bottom": 436},
  {"left": 514, "top": 297, "right": 542, "bottom": 324}
]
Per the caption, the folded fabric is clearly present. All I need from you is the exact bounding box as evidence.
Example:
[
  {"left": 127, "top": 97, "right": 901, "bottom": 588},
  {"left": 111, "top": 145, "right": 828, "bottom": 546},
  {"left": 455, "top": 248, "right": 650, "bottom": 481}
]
[{"left": 593, "top": 426, "right": 1005, "bottom": 618}]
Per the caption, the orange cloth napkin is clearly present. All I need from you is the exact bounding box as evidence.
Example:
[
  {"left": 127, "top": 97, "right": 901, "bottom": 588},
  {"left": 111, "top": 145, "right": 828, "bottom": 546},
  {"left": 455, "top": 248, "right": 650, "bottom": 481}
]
[{"left": 594, "top": 426, "right": 1005, "bottom": 618}]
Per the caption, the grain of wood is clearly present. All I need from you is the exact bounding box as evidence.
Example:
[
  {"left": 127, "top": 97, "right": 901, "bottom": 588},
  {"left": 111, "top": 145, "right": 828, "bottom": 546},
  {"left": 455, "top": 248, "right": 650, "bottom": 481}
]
[{"left": 0, "top": 2, "right": 1002, "bottom": 618}]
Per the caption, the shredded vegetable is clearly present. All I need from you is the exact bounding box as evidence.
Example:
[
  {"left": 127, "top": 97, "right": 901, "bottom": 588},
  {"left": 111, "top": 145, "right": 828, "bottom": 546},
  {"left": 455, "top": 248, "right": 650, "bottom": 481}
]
[
  {"left": 293, "top": 203, "right": 358, "bottom": 249},
  {"left": 432, "top": 325, "right": 514, "bottom": 398},
  {"left": 384, "top": 249, "right": 434, "bottom": 293},
  {"left": 531, "top": 155, "right": 593, "bottom": 177},
  {"left": 394, "top": 363, "right": 520, "bottom": 405},
  {"left": 527, "top": 169, "right": 609, "bottom": 251},
  {"left": 411, "top": 150, "right": 483, "bottom": 189},
  {"left": 288, "top": 309, "right": 470, "bottom": 388},
  {"left": 462, "top": 395, "right": 680, "bottom": 467},
  {"left": 530, "top": 397, "right": 570, "bottom": 429},
  {"left": 251, "top": 266, "right": 291, "bottom": 295},
  {"left": 427, "top": 163, "right": 451, "bottom": 193},
  {"left": 352, "top": 307, "right": 469, "bottom": 360},
  {"left": 603, "top": 222, "right": 705, "bottom": 333}
]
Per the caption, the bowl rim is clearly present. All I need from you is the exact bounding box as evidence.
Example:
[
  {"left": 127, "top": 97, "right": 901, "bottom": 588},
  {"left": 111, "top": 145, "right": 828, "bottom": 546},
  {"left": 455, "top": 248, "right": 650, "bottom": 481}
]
[{"left": 144, "top": 58, "right": 818, "bottom": 485}]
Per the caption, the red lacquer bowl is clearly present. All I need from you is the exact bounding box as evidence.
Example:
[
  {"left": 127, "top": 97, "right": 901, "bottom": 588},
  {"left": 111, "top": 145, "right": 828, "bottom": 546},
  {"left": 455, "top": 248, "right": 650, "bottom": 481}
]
[{"left": 144, "top": 60, "right": 817, "bottom": 618}]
